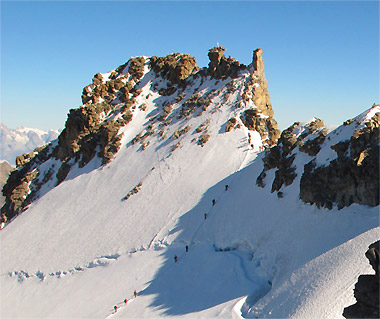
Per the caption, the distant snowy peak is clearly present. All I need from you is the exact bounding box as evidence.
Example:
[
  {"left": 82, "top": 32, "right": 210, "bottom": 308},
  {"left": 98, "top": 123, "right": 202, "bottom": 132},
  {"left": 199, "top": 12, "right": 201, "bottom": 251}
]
[
  {"left": 257, "top": 104, "right": 380, "bottom": 209},
  {"left": 0, "top": 123, "right": 60, "bottom": 165}
]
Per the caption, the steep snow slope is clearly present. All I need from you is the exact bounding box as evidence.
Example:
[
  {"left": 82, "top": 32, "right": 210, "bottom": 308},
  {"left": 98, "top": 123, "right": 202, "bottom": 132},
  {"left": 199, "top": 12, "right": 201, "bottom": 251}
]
[
  {"left": 0, "top": 47, "right": 378, "bottom": 318},
  {"left": 1, "top": 109, "right": 378, "bottom": 319},
  {"left": 0, "top": 123, "right": 60, "bottom": 165},
  {"left": 0, "top": 68, "right": 264, "bottom": 271}
]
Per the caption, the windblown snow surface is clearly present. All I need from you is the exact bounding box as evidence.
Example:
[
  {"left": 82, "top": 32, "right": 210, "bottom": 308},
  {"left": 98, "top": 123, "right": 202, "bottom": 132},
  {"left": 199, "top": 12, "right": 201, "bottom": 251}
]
[{"left": 0, "top": 63, "right": 379, "bottom": 318}]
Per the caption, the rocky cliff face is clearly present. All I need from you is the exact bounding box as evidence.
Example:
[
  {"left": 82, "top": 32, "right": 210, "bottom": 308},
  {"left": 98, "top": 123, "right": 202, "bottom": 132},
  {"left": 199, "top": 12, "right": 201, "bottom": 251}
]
[
  {"left": 1, "top": 47, "right": 280, "bottom": 223},
  {"left": 300, "top": 110, "right": 379, "bottom": 209},
  {"left": 343, "top": 240, "right": 380, "bottom": 318},
  {"left": 257, "top": 118, "right": 327, "bottom": 193},
  {"left": 257, "top": 105, "right": 379, "bottom": 209}
]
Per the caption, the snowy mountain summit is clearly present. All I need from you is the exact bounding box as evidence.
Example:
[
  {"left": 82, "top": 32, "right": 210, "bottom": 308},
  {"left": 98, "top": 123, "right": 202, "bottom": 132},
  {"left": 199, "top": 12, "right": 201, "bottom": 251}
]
[
  {"left": 1, "top": 46, "right": 280, "bottom": 223},
  {"left": 1, "top": 48, "right": 379, "bottom": 319}
]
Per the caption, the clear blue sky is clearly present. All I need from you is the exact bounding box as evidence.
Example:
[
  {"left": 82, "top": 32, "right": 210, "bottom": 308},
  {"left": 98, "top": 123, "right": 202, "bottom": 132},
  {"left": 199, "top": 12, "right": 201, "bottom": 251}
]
[{"left": 1, "top": 1, "right": 379, "bottom": 130}]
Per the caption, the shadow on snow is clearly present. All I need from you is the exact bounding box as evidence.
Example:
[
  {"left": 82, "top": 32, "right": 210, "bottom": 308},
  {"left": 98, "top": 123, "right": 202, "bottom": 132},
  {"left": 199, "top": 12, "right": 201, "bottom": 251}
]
[{"left": 140, "top": 160, "right": 273, "bottom": 316}]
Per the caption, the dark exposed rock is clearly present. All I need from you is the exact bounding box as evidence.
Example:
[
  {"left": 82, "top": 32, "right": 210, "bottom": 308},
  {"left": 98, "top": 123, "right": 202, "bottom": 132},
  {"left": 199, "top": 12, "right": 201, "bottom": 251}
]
[
  {"left": 343, "top": 241, "right": 380, "bottom": 318},
  {"left": 113, "top": 79, "right": 125, "bottom": 90},
  {"left": 240, "top": 109, "right": 258, "bottom": 129},
  {"left": 178, "top": 93, "right": 210, "bottom": 118},
  {"left": 343, "top": 118, "right": 355, "bottom": 126},
  {"left": 299, "top": 129, "right": 327, "bottom": 156},
  {"left": 300, "top": 115, "right": 379, "bottom": 209},
  {"left": 1, "top": 71, "right": 135, "bottom": 221},
  {"left": 158, "top": 104, "right": 173, "bottom": 121},
  {"left": 2, "top": 165, "right": 39, "bottom": 219},
  {"left": 277, "top": 123, "right": 299, "bottom": 155},
  {"left": 16, "top": 152, "right": 36, "bottom": 168},
  {"left": 92, "top": 73, "right": 103, "bottom": 85},
  {"left": 331, "top": 141, "right": 350, "bottom": 159},
  {"left": 81, "top": 84, "right": 96, "bottom": 104},
  {"left": 1, "top": 143, "right": 55, "bottom": 221},
  {"left": 122, "top": 182, "right": 143, "bottom": 201},
  {"left": 256, "top": 119, "right": 327, "bottom": 192},
  {"left": 256, "top": 171, "right": 266, "bottom": 188},
  {"left": 207, "top": 46, "right": 243, "bottom": 80},
  {"left": 240, "top": 109, "right": 280, "bottom": 143},
  {"left": 238, "top": 49, "right": 281, "bottom": 145},
  {"left": 150, "top": 53, "right": 198, "bottom": 85},
  {"left": 271, "top": 155, "right": 297, "bottom": 193},
  {"left": 97, "top": 120, "right": 125, "bottom": 165},
  {"left": 250, "top": 49, "right": 274, "bottom": 117},
  {"left": 119, "top": 90, "right": 130, "bottom": 103},
  {"left": 55, "top": 105, "right": 102, "bottom": 160},
  {"left": 56, "top": 162, "right": 71, "bottom": 186},
  {"left": 225, "top": 117, "right": 237, "bottom": 132},
  {"left": 128, "top": 57, "right": 145, "bottom": 80},
  {"left": 197, "top": 133, "right": 210, "bottom": 147},
  {"left": 366, "top": 241, "right": 380, "bottom": 277},
  {"left": 158, "top": 84, "right": 177, "bottom": 96},
  {"left": 196, "top": 120, "right": 210, "bottom": 133}
]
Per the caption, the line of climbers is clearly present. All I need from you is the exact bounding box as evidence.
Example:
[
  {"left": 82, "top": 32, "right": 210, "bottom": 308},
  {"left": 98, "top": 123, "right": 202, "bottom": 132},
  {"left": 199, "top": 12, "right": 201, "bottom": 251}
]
[
  {"left": 175, "top": 184, "right": 230, "bottom": 263},
  {"left": 113, "top": 183, "right": 232, "bottom": 312},
  {"left": 114, "top": 290, "right": 138, "bottom": 313}
]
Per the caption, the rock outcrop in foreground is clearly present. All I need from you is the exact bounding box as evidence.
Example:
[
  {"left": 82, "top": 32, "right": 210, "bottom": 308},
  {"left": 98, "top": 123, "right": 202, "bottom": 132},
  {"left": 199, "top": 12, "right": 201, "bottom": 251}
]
[
  {"left": 1, "top": 47, "right": 280, "bottom": 223},
  {"left": 343, "top": 240, "right": 380, "bottom": 318}
]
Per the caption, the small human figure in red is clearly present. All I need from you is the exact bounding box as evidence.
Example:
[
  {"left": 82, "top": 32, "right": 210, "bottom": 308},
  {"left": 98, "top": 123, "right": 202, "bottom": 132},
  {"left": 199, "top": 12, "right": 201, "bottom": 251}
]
[
  {"left": 124, "top": 299, "right": 128, "bottom": 304},
  {"left": 134, "top": 290, "right": 137, "bottom": 298},
  {"left": 174, "top": 255, "right": 178, "bottom": 263},
  {"left": 114, "top": 305, "right": 118, "bottom": 313},
  {"left": 212, "top": 199, "right": 216, "bottom": 206}
]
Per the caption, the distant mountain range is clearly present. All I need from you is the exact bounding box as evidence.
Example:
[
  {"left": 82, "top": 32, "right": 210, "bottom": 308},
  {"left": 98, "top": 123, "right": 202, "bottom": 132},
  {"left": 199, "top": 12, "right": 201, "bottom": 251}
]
[{"left": 0, "top": 123, "right": 60, "bottom": 165}]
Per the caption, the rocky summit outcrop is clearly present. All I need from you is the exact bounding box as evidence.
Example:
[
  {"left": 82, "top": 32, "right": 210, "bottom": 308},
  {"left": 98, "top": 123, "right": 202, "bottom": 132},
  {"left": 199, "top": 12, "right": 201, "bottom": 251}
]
[
  {"left": 150, "top": 53, "right": 198, "bottom": 85},
  {"left": 257, "top": 106, "right": 379, "bottom": 209},
  {"left": 237, "top": 48, "right": 280, "bottom": 144},
  {"left": 1, "top": 47, "right": 281, "bottom": 223},
  {"left": 343, "top": 240, "right": 380, "bottom": 318},
  {"left": 207, "top": 46, "right": 244, "bottom": 80}
]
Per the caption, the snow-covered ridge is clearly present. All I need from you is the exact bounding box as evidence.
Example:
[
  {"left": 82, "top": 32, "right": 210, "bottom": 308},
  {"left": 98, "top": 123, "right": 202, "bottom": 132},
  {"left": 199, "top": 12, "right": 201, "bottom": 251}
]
[
  {"left": 1, "top": 47, "right": 280, "bottom": 224},
  {"left": 0, "top": 123, "right": 60, "bottom": 165},
  {"left": 0, "top": 48, "right": 378, "bottom": 319}
]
